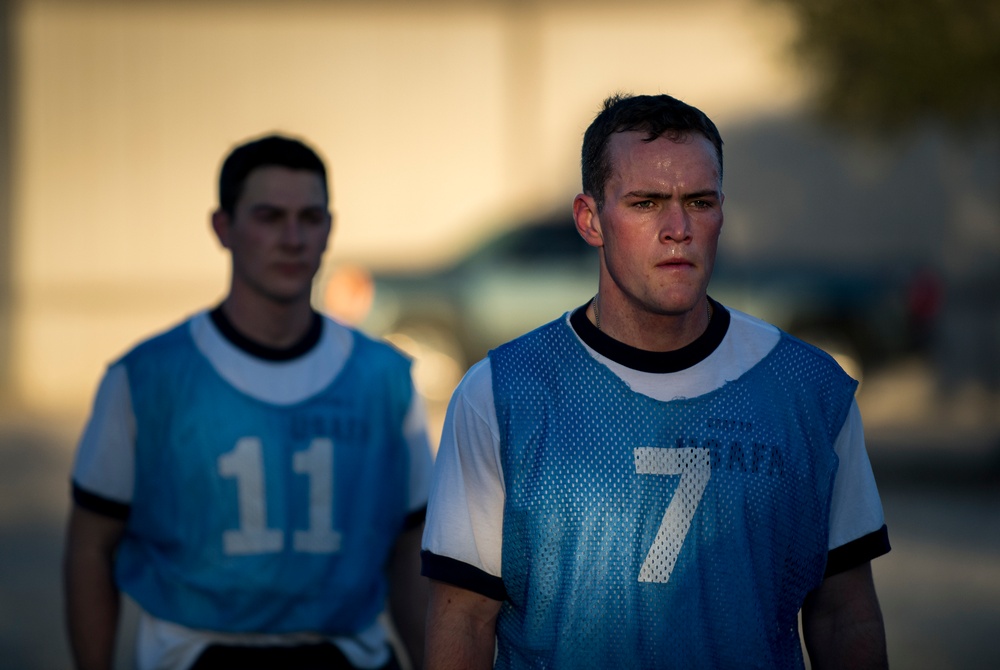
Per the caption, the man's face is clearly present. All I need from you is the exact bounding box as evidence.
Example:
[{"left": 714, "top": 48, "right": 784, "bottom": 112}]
[
  {"left": 583, "top": 131, "right": 724, "bottom": 321},
  {"left": 214, "top": 166, "right": 331, "bottom": 306}
]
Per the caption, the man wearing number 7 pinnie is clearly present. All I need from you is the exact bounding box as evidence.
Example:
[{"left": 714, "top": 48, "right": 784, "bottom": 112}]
[
  {"left": 422, "top": 94, "right": 890, "bottom": 669},
  {"left": 64, "top": 135, "right": 433, "bottom": 670}
]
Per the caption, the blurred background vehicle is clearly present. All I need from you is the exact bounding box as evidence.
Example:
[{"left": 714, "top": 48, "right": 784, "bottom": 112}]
[
  {"left": 324, "top": 212, "right": 935, "bottom": 403},
  {"left": 324, "top": 213, "right": 597, "bottom": 403}
]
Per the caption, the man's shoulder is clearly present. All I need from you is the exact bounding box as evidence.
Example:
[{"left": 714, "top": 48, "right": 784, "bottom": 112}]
[
  {"left": 489, "top": 312, "right": 570, "bottom": 358},
  {"left": 724, "top": 304, "right": 852, "bottom": 376},
  {"left": 116, "top": 311, "right": 204, "bottom": 365},
  {"left": 723, "top": 304, "right": 781, "bottom": 340},
  {"left": 455, "top": 357, "right": 494, "bottom": 398}
]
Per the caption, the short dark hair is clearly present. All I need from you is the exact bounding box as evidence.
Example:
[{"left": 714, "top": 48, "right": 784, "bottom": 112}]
[
  {"left": 218, "top": 134, "right": 328, "bottom": 215},
  {"left": 581, "top": 93, "right": 724, "bottom": 210}
]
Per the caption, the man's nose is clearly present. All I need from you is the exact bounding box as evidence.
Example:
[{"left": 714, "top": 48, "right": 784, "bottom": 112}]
[
  {"left": 281, "top": 220, "right": 306, "bottom": 246},
  {"left": 658, "top": 203, "right": 691, "bottom": 243}
]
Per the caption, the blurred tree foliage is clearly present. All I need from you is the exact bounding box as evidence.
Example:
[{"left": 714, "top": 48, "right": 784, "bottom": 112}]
[{"left": 770, "top": 0, "right": 1000, "bottom": 134}]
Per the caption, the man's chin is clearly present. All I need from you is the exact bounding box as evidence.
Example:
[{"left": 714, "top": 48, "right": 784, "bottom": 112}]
[
  {"left": 648, "top": 290, "right": 707, "bottom": 316},
  {"left": 258, "top": 285, "right": 315, "bottom": 307}
]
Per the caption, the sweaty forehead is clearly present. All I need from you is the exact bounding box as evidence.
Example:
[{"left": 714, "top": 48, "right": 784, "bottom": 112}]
[{"left": 607, "top": 131, "right": 720, "bottom": 186}]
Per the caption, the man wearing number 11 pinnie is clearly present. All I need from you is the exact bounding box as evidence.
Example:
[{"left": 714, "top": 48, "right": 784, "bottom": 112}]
[
  {"left": 64, "top": 136, "right": 433, "bottom": 670},
  {"left": 422, "top": 94, "right": 890, "bottom": 669}
]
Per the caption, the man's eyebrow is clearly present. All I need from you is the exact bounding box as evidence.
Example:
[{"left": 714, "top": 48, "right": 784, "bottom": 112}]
[
  {"left": 622, "top": 189, "right": 720, "bottom": 200},
  {"left": 623, "top": 190, "right": 671, "bottom": 200},
  {"left": 684, "top": 189, "right": 721, "bottom": 200},
  {"left": 249, "top": 203, "right": 285, "bottom": 212},
  {"left": 248, "top": 203, "right": 327, "bottom": 212}
]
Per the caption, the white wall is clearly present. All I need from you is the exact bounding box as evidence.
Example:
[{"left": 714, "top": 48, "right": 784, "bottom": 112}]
[{"left": 12, "top": 0, "right": 803, "bottom": 410}]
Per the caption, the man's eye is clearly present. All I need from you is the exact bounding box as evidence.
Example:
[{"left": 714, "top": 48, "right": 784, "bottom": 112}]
[
  {"left": 301, "top": 211, "right": 328, "bottom": 225},
  {"left": 633, "top": 200, "right": 655, "bottom": 209}
]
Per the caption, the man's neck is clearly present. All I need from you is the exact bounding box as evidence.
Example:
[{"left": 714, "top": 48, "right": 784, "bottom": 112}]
[
  {"left": 218, "top": 293, "right": 316, "bottom": 350},
  {"left": 573, "top": 298, "right": 727, "bottom": 373},
  {"left": 591, "top": 294, "right": 712, "bottom": 353}
]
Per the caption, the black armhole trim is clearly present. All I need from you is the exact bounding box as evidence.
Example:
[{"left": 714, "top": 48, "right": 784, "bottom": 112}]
[
  {"left": 210, "top": 306, "right": 323, "bottom": 361},
  {"left": 825, "top": 524, "right": 891, "bottom": 577},
  {"left": 72, "top": 482, "right": 131, "bottom": 520},
  {"left": 403, "top": 506, "right": 427, "bottom": 531},
  {"left": 569, "top": 297, "right": 729, "bottom": 373},
  {"left": 421, "top": 550, "right": 507, "bottom": 602}
]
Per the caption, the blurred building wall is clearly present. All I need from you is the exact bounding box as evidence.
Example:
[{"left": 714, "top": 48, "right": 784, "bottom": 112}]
[
  {"left": 0, "top": 0, "right": 13, "bottom": 404},
  {"left": 7, "top": 0, "right": 803, "bottom": 412}
]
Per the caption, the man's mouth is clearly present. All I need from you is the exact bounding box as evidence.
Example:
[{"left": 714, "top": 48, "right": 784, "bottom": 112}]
[
  {"left": 657, "top": 258, "right": 694, "bottom": 267},
  {"left": 274, "top": 261, "right": 308, "bottom": 274}
]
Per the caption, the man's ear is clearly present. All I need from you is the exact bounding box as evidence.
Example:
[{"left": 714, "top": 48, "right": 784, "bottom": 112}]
[
  {"left": 573, "top": 193, "right": 603, "bottom": 248},
  {"left": 211, "top": 209, "right": 232, "bottom": 249}
]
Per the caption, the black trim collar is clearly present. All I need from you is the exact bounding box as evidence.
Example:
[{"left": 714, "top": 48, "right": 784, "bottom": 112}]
[
  {"left": 209, "top": 306, "right": 323, "bottom": 362},
  {"left": 569, "top": 297, "right": 729, "bottom": 373}
]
